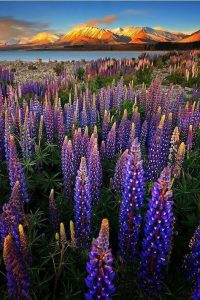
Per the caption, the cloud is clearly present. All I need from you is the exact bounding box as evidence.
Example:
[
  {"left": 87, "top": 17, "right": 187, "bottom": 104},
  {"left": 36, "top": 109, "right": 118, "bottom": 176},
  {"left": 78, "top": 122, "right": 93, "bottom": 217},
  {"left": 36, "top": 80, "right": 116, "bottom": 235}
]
[
  {"left": 153, "top": 26, "right": 168, "bottom": 31},
  {"left": 73, "top": 15, "right": 117, "bottom": 29},
  {"left": 0, "top": 16, "right": 49, "bottom": 44}
]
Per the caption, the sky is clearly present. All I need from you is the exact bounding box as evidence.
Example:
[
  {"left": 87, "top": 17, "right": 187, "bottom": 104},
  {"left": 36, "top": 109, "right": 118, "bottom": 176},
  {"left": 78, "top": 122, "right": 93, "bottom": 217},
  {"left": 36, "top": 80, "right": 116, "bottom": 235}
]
[{"left": 0, "top": 1, "right": 200, "bottom": 43}]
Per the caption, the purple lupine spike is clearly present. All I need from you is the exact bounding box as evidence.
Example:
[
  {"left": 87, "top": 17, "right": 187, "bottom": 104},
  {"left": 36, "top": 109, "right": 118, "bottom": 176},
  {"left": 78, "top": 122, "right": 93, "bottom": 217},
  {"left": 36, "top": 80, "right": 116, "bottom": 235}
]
[
  {"left": 74, "top": 157, "right": 91, "bottom": 249},
  {"left": 9, "top": 181, "right": 24, "bottom": 224},
  {"left": 57, "top": 109, "right": 65, "bottom": 148},
  {"left": 128, "top": 122, "right": 136, "bottom": 149},
  {"left": 81, "top": 126, "right": 90, "bottom": 158},
  {"left": 21, "top": 108, "right": 34, "bottom": 159},
  {"left": 102, "top": 110, "right": 110, "bottom": 141},
  {"left": 92, "top": 125, "right": 98, "bottom": 140},
  {"left": 159, "top": 113, "right": 173, "bottom": 170},
  {"left": 87, "top": 134, "right": 96, "bottom": 163},
  {"left": 119, "top": 138, "right": 145, "bottom": 262},
  {"left": 147, "top": 106, "right": 161, "bottom": 146},
  {"left": 61, "top": 137, "right": 74, "bottom": 200},
  {"left": 85, "top": 219, "right": 115, "bottom": 300},
  {"left": 113, "top": 149, "right": 128, "bottom": 193},
  {"left": 131, "top": 106, "right": 141, "bottom": 138},
  {"left": 73, "top": 127, "right": 83, "bottom": 174},
  {"left": 81, "top": 99, "right": 88, "bottom": 131},
  {"left": 4, "top": 110, "right": 11, "bottom": 162},
  {"left": 184, "top": 225, "right": 200, "bottom": 300},
  {"left": 106, "top": 122, "right": 116, "bottom": 159},
  {"left": 48, "top": 189, "right": 60, "bottom": 232},
  {"left": 139, "top": 167, "right": 174, "bottom": 296},
  {"left": 0, "top": 113, "right": 5, "bottom": 162},
  {"left": 8, "top": 135, "right": 29, "bottom": 203},
  {"left": 3, "top": 233, "right": 30, "bottom": 300},
  {"left": 0, "top": 202, "right": 20, "bottom": 248},
  {"left": 100, "top": 140, "right": 106, "bottom": 161},
  {"left": 146, "top": 115, "right": 165, "bottom": 181},
  {"left": 90, "top": 94, "right": 97, "bottom": 128},
  {"left": 43, "top": 102, "right": 54, "bottom": 143},
  {"left": 139, "top": 120, "right": 148, "bottom": 149},
  {"left": 117, "top": 109, "right": 130, "bottom": 152},
  {"left": 88, "top": 143, "right": 102, "bottom": 204},
  {"left": 65, "top": 103, "right": 74, "bottom": 133}
]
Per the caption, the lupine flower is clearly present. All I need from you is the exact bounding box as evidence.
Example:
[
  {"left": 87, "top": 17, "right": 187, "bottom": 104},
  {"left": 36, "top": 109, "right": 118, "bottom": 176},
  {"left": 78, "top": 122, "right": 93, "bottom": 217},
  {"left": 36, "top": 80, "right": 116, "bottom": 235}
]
[
  {"left": 74, "top": 157, "right": 91, "bottom": 248},
  {"left": 0, "top": 113, "right": 5, "bottom": 162},
  {"left": 168, "top": 126, "right": 180, "bottom": 167},
  {"left": 57, "top": 109, "right": 65, "bottom": 148},
  {"left": 87, "top": 134, "right": 96, "bottom": 161},
  {"left": 61, "top": 137, "right": 74, "bottom": 200},
  {"left": 3, "top": 233, "right": 30, "bottom": 300},
  {"left": 9, "top": 181, "right": 24, "bottom": 224},
  {"left": 81, "top": 99, "right": 88, "bottom": 130},
  {"left": 90, "top": 94, "right": 97, "bottom": 128},
  {"left": 81, "top": 126, "right": 90, "bottom": 158},
  {"left": 70, "top": 220, "right": 76, "bottom": 248},
  {"left": 117, "top": 109, "right": 129, "bottom": 152},
  {"left": 146, "top": 115, "right": 165, "bottom": 181},
  {"left": 60, "top": 222, "right": 67, "bottom": 247},
  {"left": 159, "top": 113, "right": 173, "bottom": 170},
  {"left": 88, "top": 144, "right": 102, "bottom": 204},
  {"left": 100, "top": 140, "right": 106, "bottom": 161},
  {"left": 106, "top": 122, "right": 116, "bottom": 159},
  {"left": 8, "top": 135, "right": 29, "bottom": 203},
  {"left": 139, "top": 120, "right": 148, "bottom": 149},
  {"left": 102, "top": 110, "right": 110, "bottom": 141},
  {"left": 0, "top": 202, "right": 20, "bottom": 248},
  {"left": 113, "top": 149, "right": 128, "bottom": 193},
  {"left": 21, "top": 108, "right": 34, "bottom": 159},
  {"left": 139, "top": 167, "right": 174, "bottom": 296},
  {"left": 85, "top": 219, "right": 115, "bottom": 300},
  {"left": 186, "top": 124, "right": 194, "bottom": 153},
  {"left": 119, "top": 138, "right": 145, "bottom": 262},
  {"left": 43, "top": 102, "right": 54, "bottom": 143},
  {"left": 173, "top": 142, "right": 185, "bottom": 178},
  {"left": 131, "top": 106, "right": 141, "bottom": 138},
  {"left": 48, "top": 189, "right": 60, "bottom": 232},
  {"left": 73, "top": 128, "right": 83, "bottom": 174},
  {"left": 18, "top": 224, "right": 31, "bottom": 263},
  {"left": 184, "top": 225, "right": 200, "bottom": 300},
  {"left": 128, "top": 122, "right": 136, "bottom": 149}
]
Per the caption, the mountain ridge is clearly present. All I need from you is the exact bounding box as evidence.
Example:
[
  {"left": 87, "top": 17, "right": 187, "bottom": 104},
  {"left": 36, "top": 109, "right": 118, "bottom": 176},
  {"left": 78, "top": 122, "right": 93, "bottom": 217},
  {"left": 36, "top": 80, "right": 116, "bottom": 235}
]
[{"left": 2, "top": 26, "right": 200, "bottom": 47}]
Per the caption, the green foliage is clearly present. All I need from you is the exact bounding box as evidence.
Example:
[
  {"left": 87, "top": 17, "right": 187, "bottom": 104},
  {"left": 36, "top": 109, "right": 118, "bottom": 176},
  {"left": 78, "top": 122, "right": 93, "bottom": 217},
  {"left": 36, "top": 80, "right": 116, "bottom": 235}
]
[
  {"left": 77, "top": 67, "right": 85, "bottom": 81},
  {"left": 165, "top": 72, "right": 200, "bottom": 87},
  {"left": 53, "top": 62, "right": 64, "bottom": 76},
  {"left": 136, "top": 67, "right": 153, "bottom": 85},
  {"left": 165, "top": 72, "right": 185, "bottom": 85}
]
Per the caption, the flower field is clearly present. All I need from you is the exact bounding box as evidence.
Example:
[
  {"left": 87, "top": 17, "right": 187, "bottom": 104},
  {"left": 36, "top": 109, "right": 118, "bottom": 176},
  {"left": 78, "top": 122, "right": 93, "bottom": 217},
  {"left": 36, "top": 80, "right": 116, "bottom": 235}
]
[{"left": 0, "top": 52, "right": 200, "bottom": 300}]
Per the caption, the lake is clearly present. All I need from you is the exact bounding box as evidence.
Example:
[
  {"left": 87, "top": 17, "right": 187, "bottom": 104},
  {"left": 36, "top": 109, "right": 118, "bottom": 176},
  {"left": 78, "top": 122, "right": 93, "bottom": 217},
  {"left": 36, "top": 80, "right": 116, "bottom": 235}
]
[{"left": 0, "top": 50, "right": 165, "bottom": 62}]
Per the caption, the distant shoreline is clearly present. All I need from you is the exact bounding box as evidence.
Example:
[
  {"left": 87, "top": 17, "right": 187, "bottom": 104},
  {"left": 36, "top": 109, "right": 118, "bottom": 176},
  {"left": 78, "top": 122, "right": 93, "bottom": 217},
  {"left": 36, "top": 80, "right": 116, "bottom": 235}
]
[{"left": 0, "top": 41, "right": 200, "bottom": 52}]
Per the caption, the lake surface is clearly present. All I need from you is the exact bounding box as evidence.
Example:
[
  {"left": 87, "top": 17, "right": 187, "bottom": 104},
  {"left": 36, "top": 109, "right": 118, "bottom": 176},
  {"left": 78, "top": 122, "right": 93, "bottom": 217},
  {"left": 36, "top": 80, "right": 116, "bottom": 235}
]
[{"left": 0, "top": 50, "right": 165, "bottom": 62}]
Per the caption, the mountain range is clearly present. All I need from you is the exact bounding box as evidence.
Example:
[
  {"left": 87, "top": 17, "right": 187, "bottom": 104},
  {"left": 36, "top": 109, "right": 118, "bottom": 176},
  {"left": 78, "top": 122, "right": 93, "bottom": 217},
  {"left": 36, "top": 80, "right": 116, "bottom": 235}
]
[{"left": 1, "top": 26, "right": 200, "bottom": 50}]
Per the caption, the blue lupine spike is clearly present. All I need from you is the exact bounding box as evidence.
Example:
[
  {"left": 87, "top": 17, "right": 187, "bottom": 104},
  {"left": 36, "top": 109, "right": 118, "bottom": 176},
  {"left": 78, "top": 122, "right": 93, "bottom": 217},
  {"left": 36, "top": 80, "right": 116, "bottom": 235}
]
[
  {"left": 85, "top": 219, "right": 115, "bottom": 300},
  {"left": 119, "top": 138, "right": 145, "bottom": 262}
]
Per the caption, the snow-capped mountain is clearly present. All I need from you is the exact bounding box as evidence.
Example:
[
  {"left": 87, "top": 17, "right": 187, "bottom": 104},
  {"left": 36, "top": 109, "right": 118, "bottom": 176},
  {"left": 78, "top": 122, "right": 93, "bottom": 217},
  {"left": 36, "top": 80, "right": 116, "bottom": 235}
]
[
  {"left": 19, "top": 32, "right": 60, "bottom": 45},
  {"left": 110, "top": 26, "right": 186, "bottom": 43},
  {"left": 179, "top": 30, "right": 200, "bottom": 43},
  {"left": 4, "top": 26, "right": 199, "bottom": 48},
  {"left": 57, "top": 26, "right": 126, "bottom": 45}
]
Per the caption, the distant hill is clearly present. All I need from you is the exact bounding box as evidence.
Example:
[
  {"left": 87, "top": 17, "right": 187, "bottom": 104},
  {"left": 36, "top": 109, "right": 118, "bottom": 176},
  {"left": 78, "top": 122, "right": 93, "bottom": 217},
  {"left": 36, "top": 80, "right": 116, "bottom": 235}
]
[{"left": 0, "top": 26, "right": 199, "bottom": 50}]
